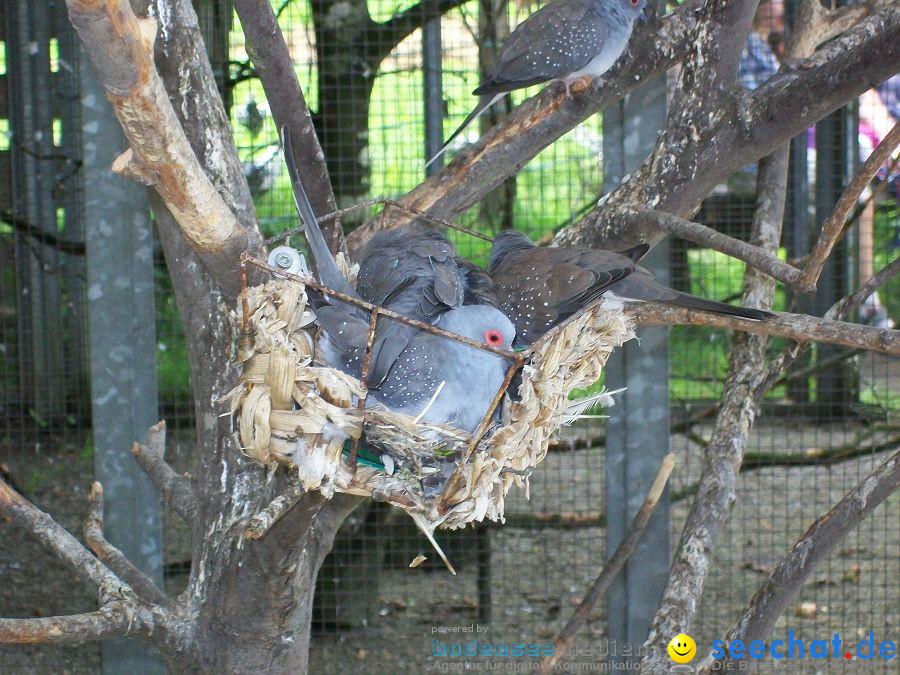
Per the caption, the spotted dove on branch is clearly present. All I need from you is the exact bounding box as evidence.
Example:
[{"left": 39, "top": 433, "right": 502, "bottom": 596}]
[
  {"left": 488, "top": 229, "right": 773, "bottom": 346},
  {"left": 427, "top": 0, "right": 647, "bottom": 167},
  {"left": 281, "top": 129, "right": 516, "bottom": 433}
]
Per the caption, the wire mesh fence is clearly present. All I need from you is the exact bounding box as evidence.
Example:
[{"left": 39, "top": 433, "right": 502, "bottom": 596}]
[{"left": 0, "top": 0, "right": 897, "bottom": 672}]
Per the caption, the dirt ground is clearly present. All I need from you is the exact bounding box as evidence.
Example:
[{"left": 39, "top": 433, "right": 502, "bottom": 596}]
[{"left": 1, "top": 354, "right": 897, "bottom": 674}]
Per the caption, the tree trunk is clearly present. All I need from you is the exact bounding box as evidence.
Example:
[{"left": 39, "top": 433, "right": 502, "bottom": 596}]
[{"left": 147, "top": 1, "right": 362, "bottom": 669}]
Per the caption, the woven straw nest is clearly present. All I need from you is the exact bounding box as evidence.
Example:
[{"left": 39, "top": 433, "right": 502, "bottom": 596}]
[{"left": 225, "top": 266, "right": 634, "bottom": 562}]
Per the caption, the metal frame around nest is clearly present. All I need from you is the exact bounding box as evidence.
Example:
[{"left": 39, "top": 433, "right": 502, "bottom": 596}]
[
  {"left": 240, "top": 253, "right": 525, "bottom": 473},
  {"left": 232, "top": 199, "right": 628, "bottom": 556},
  {"left": 238, "top": 196, "right": 587, "bottom": 492}
]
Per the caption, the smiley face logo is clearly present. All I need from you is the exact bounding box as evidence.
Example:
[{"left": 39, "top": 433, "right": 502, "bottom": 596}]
[{"left": 667, "top": 633, "right": 696, "bottom": 663}]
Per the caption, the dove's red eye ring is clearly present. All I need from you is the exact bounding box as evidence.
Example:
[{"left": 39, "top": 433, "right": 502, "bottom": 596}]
[
  {"left": 484, "top": 329, "right": 504, "bottom": 346},
  {"left": 629, "top": 0, "right": 639, "bottom": 5}
]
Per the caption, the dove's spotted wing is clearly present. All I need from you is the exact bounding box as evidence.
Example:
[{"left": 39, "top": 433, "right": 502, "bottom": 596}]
[{"left": 475, "top": 0, "right": 608, "bottom": 95}]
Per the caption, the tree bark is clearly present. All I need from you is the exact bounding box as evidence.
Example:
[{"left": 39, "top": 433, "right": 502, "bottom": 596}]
[
  {"left": 58, "top": 1, "right": 364, "bottom": 670},
  {"left": 563, "top": 2, "right": 897, "bottom": 249},
  {"left": 149, "top": 1, "right": 363, "bottom": 670}
]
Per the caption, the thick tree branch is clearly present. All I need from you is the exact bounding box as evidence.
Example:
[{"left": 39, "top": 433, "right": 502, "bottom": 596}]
[
  {"left": 130, "top": 421, "right": 197, "bottom": 524},
  {"left": 701, "top": 0, "right": 758, "bottom": 91},
  {"left": 243, "top": 480, "right": 306, "bottom": 540},
  {"left": 232, "top": 0, "right": 342, "bottom": 251},
  {"left": 706, "top": 449, "right": 900, "bottom": 671},
  {"left": 628, "top": 305, "right": 898, "bottom": 355},
  {"left": 348, "top": 0, "right": 705, "bottom": 248},
  {"left": 83, "top": 482, "right": 171, "bottom": 607},
  {"left": 786, "top": 0, "right": 868, "bottom": 61},
  {"left": 64, "top": 0, "right": 247, "bottom": 255},
  {"left": 797, "top": 122, "right": 900, "bottom": 292},
  {"left": 370, "top": 0, "right": 470, "bottom": 62},
  {"left": 151, "top": 0, "right": 258, "bottom": 231},
  {"left": 660, "top": 0, "right": 757, "bottom": 172},
  {"left": 619, "top": 208, "right": 802, "bottom": 287},
  {"left": 0, "top": 604, "right": 148, "bottom": 644}
]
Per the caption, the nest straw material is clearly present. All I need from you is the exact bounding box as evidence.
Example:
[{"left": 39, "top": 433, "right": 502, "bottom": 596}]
[{"left": 225, "top": 269, "right": 634, "bottom": 564}]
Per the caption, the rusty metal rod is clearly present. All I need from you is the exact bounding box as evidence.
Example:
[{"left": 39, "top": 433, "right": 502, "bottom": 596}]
[
  {"left": 243, "top": 252, "right": 535, "bottom": 488},
  {"left": 436, "top": 356, "right": 525, "bottom": 511},
  {"left": 379, "top": 199, "right": 494, "bottom": 242},
  {"left": 465, "top": 357, "right": 525, "bottom": 459}
]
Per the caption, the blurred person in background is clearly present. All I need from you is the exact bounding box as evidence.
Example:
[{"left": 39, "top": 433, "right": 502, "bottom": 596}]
[{"left": 857, "top": 75, "right": 897, "bottom": 330}]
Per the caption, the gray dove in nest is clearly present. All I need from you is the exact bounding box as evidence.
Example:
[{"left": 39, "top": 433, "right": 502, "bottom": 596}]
[{"left": 282, "top": 130, "right": 517, "bottom": 462}]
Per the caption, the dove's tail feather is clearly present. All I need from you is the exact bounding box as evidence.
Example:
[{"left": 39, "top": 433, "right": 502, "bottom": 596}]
[
  {"left": 665, "top": 293, "right": 774, "bottom": 321},
  {"left": 617, "top": 243, "right": 650, "bottom": 263},
  {"left": 425, "top": 94, "right": 503, "bottom": 169},
  {"left": 281, "top": 127, "right": 358, "bottom": 300}
]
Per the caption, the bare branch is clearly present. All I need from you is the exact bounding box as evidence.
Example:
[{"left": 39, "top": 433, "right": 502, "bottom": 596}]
[
  {"left": 627, "top": 305, "right": 898, "bottom": 354},
  {"left": 0, "top": 479, "right": 128, "bottom": 604},
  {"left": 0, "top": 604, "right": 147, "bottom": 644},
  {"left": 0, "top": 474, "right": 194, "bottom": 650},
  {"left": 827, "top": 257, "right": 900, "bottom": 321},
  {"left": 244, "top": 480, "right": 306, "bottom": 540},
  {"left": 64, "top": 0, "right": 248, "bottom": 255},
  {"left": 640, "top": 5, "right": 881, "bottom": 656},
  {"left": 130, "top": 421, "right": 197, "bottom": 524},
  {"left": 706, "top": 449, "right": 900, "bottom": 671},
  {"left": 620, "top": 208, "right": 803, "bottom": 288},
  {"left": 797, "top": 122, "right": 900, "bottom": 292},
  {"left": 661, "top": 0, "right": 757, "bottom": 157},
  {"left": 83, "top": 482, "right": 170, "bottom": 607},
  {"left": 1, "top": 210, "right": 86, "bottom": 255},
  {"left": 542, "top": 454, "right": 675, "bottom": 672},
  {"left": 671, "top": 431, "right": 900, "bottom": 507},
  {"left": 753, "top": 254, "right": 900, "bottom": 395},
  {"left": 232, "top": 0, "right": 342, "bottom": 251},
  {"left": 561, "top": 3, "right": 898, "bottom": 249}
]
